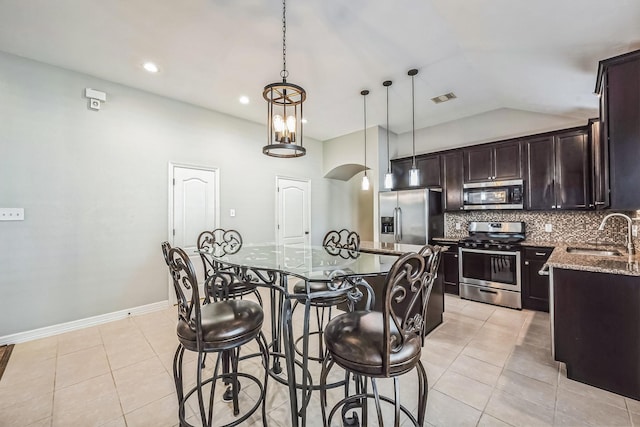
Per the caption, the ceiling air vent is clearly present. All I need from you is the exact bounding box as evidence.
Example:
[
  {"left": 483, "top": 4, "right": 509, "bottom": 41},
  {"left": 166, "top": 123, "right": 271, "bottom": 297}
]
[{"left": 431, "top": 92, "right": 457, "bottom": 104}]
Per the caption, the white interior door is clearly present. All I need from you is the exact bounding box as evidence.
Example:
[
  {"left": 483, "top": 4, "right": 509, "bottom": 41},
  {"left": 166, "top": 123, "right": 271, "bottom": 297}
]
[
  {"left": 276, "top": 177, "right": 311, "bottom": 246},
  {"left": 169, "top": 164, "right": 219, "bottom": 303}
]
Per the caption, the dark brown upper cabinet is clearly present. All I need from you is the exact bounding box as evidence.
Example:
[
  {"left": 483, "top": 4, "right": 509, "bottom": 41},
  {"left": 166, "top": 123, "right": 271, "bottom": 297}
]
[
  {"left": 442, "top": 151, "right": 464, "bottom": 211},
  {"left": 596, "top": 49, "right": 640, "bottom": 210},
  {"left": 463, "top": 140, "right": 522, "bottom": 183},
  {"left": 390, "top": 154, "right": 441, "bottom": 190},
  {"left": 525, "top": 129, "right": 591, "bottom": 210}
]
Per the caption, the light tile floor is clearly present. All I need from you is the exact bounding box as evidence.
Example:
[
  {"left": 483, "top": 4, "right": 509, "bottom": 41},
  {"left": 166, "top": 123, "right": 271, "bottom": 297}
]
[{"left": 1, "top": 294, "right": 639, "bottom": 426}]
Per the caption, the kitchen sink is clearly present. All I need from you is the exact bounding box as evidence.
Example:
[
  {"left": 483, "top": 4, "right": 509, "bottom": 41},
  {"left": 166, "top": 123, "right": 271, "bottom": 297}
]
[{"left": 566, "top": 247, "right": 623, "bottom": 256}]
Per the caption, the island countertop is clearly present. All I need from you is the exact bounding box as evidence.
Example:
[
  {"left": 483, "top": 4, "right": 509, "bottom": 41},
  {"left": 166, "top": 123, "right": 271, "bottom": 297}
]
[
  {"left": 359, "top": 241, "right": 449, "bottom": 256},
  {"left": 546, "top": 243, "right": 640, "bottom": 276}
]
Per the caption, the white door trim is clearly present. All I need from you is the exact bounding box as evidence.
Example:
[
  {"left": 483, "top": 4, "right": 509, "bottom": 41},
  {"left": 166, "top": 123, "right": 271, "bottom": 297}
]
[
  {"left": 168, "top": 162, "right": 220, "bottom": 303},
  {"left": 275, "top": 175, "right": 311, "bottom": 245}
]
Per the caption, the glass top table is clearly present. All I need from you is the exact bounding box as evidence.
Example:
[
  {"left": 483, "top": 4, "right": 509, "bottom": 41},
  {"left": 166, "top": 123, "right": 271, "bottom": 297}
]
[
  {"left": 202, "top": 242, "right": 399, "bottom": 427},
  {"left": 206, "top": 242, "right": 394, "bottom": 283}
]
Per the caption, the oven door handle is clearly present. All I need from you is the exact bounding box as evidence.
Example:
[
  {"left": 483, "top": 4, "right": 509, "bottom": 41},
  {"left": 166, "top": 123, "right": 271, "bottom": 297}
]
[
  {"left": 478, "top": 288, "right": 499, "bottom": 295},
  {"left": 459, "top": 247, "right": 520, "bottom": 256}
]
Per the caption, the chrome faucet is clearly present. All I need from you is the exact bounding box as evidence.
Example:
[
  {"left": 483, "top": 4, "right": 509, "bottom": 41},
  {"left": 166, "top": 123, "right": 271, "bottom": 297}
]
[{"left": 598, "top": 213, "right": 635, "bottom": 255}]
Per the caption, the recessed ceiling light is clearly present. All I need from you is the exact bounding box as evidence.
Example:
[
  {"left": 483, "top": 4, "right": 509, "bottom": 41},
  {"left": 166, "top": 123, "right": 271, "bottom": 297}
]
[
  {"left": 431, "top": 92, "right": 457, "bottom": 104},
  {"left": 239, "top": 96, "right": 250, "bottom": 105},
  {"left": 143, "top": 62, "right": 159, "bottom": 73}
]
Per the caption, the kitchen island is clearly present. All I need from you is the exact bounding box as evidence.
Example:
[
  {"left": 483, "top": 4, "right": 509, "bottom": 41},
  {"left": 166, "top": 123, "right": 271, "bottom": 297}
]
[
  {"left": 546, "top": 244, "right": 640, "bottom": 400},
  {"left": 358, "top": 241, "right": 446, "bottom": 335}
]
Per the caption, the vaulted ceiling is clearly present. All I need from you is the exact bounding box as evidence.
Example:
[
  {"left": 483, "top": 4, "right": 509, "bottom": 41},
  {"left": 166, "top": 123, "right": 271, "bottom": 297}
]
[{"left": 1, "top": 0, "right": 639, "bottom": 142}]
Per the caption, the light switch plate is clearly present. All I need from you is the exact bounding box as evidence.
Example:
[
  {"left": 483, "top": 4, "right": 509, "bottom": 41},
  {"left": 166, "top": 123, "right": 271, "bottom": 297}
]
[
  {"left": 544, "top": 223, "right": 553, "bottom": 232},
  {"left": 0, "top": 208, "right": 24, "bottom": 221},
  {"left": 455, "top": 222, "right": 461, "bottom": 230},
  {"left": 633, "top": 224, "right": 638, "bottom": 237},
  {"left": 229, "top": 209, "right": 236, "bottom": 217}
]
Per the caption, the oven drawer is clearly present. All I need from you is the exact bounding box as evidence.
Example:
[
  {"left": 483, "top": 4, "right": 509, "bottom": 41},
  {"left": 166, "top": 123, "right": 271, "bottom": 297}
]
[{"left": 460, "top": 282, "right": 522, "bottom": 310}]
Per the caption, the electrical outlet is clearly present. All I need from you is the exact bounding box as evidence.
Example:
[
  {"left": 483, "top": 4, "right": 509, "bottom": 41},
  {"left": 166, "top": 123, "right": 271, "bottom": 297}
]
[
  {"left": 633, "top": 224, "right": 638, "bottom": 237},
  {"left": 455, "top": 222, "right": 461, "bottom": 230},
  {"left": 0, "top": 208, "right": 24, "bottom": 221},
  {"left": 544, "top": 223, "right": 553, "bottom": 233}
]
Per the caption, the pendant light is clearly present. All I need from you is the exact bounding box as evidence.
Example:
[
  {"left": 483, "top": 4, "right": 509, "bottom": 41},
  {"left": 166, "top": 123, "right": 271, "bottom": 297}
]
[
  {"left": 361, "top": 89, "right": 370, "bottom": 191},
  {"left": 383, "top": 80, "right": 393, "bottom": 189},
  {"left": 262, "top": 0, "right": 306, "bottom": 158},
  {"left": 408, "top": 69, "right": 420, "bottom": 186}
]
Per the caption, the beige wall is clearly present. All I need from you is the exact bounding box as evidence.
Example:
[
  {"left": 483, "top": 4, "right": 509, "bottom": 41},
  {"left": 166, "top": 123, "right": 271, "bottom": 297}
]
[{"left": 0, "top": 51, "right": 336, "bottom": 337}]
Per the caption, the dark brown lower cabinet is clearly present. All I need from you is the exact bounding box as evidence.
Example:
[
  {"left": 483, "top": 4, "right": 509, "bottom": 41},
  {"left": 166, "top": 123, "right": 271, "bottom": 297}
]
[
  {"left": 553, "top": 268, "right": 640, "bottom": 400},
  {"left": 348, "top": 268, "right": 444, "bottom": 337},
  {"left": 521, "top": 247, "right": 552, "bottom": 311},
  {"left": 441, "top": 245, "right": 459, "bottom": 295}
]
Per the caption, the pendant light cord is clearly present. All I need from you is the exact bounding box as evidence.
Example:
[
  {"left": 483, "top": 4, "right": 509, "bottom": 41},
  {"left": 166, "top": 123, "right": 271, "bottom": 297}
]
[
  {"left": 386, "top": 83, "right": 391, "bottom": 173},
  {"left": 363, "top": 90, "right": 368, "bottom": 176},
  {"left": 411, "top": 71, "right": 416, "bottom": 168},
  {"left": 281, "top": 0, "right": 288, "bottom": 80}
]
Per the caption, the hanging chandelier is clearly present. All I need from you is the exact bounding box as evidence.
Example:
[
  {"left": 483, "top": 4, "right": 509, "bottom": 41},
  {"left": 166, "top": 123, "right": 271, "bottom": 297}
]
[{"left": 262, "top": 0, "right": 307, "bottom": 158}]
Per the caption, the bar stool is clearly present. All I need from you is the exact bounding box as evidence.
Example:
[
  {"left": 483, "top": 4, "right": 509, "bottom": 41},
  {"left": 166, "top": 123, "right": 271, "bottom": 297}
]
[
  {"left": 162, "top": 242, "right": 269, "bottom": 427},
  {"left": 320, "top": 245, "right": 443, "bottom": 427},
  {"left": 292, "top": 229, "right": 360, "bottom": 362}
]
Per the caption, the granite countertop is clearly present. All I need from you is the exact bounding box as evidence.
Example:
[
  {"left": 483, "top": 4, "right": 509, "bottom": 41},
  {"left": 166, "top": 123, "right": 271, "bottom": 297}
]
[
  {"left": 546, "top": 243, "right": 640, "bottom": 276},
  {"left": 360, "top": 241, "right": 448, "bottom": 256},
  {"left": 432, "top": 237, "right": 461, "bottom": 244}
]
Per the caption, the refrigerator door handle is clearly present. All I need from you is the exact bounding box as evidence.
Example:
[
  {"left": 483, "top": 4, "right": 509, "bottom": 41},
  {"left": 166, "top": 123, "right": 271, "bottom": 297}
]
[
  {"left": 397, "top": 207, "right": 402, "bottom": 242},
  {"left": 393, "top": 207, "right": 398, "bottom": 242}
]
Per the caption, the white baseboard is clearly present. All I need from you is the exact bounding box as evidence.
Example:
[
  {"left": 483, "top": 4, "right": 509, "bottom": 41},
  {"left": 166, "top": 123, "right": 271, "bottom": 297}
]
[{"left": 0, "top": 300, "right": 171, "bottom": 345}]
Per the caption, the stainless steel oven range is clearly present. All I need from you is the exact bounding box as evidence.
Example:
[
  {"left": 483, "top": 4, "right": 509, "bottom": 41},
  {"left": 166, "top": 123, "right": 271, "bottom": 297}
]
[{"left": 458, "top": 221, "right": 525, "bottom": 309}]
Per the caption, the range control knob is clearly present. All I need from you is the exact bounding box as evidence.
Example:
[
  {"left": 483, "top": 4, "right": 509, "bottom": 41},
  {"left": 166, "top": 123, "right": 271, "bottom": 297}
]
[{"left": 484, "top": 243, "right": 490, "bottom": 249}]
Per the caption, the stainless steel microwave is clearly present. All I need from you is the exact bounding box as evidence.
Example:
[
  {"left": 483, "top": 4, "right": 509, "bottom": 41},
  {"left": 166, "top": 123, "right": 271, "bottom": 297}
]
[{"left": 462, "top": 179, "right": 524, "bottom": 210}]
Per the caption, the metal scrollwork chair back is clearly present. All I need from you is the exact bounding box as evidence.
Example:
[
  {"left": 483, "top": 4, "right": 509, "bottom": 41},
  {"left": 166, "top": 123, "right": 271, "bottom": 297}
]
[
  {"left": 322, "top": 229, "right": 360, "bottom": 258},
  {"left": 197, "top": 229, "right": 243, "bottom": 276},
  {"left": 197, "top": 228, "right": 262, "bottom": 305}
]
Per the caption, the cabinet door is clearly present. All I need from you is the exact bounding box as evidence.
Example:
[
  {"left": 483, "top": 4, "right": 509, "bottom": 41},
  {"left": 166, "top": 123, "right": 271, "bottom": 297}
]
[
  {"left": 607, "top": 59, "right": 640, "bottom": 210},
  {"left": 442, "top": 151, "right": 464, "bottom": 211},
  {"left": 555, "top": 130, "right": 590, "bottom": 210},
  {"left": 493, "top": 140, "right": 522, "bottom": 180},
  {"left": 525, "top": 136, "right": 555, "bottom": 210},
  {"left": 590, "top": 118, "right": 609, "bottom": 209},
  {"left": 418, "top": 155, "right": 441, "bottom": 187},
  {"left": 521, "top": 247, "right": 552, "bottom": 312},
  {"left": 463, "top": 146, "right": 493, "bottom": 182},
  {"left": 442, "top": 249, "right": 459, "bottom": 295},
  {"left": 390, "top": 158, "right": 412, "bottom": 190}
]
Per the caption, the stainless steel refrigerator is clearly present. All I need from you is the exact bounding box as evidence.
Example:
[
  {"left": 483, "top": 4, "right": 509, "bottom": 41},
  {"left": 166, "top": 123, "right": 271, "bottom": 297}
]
[{"left": 379, "top": 188, "right": 444, "bottom": 245}]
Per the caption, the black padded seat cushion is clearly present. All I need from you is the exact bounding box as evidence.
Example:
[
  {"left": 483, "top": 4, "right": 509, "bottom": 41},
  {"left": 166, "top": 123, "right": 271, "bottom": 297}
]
[
  {"left": 324, "top": 311, "right": 422, "bottom": 377},
  {"left": 177, "top": 300, "right": 264, "bottom": 352},
  {"left": 292, "top": 281, "right": 348, "bottom": 305}
]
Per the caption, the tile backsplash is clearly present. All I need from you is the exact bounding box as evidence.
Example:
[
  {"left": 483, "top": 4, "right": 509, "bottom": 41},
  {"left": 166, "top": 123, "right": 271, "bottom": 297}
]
[{"left": 445, "top": 210, "right": 640, "bottom": 248}]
